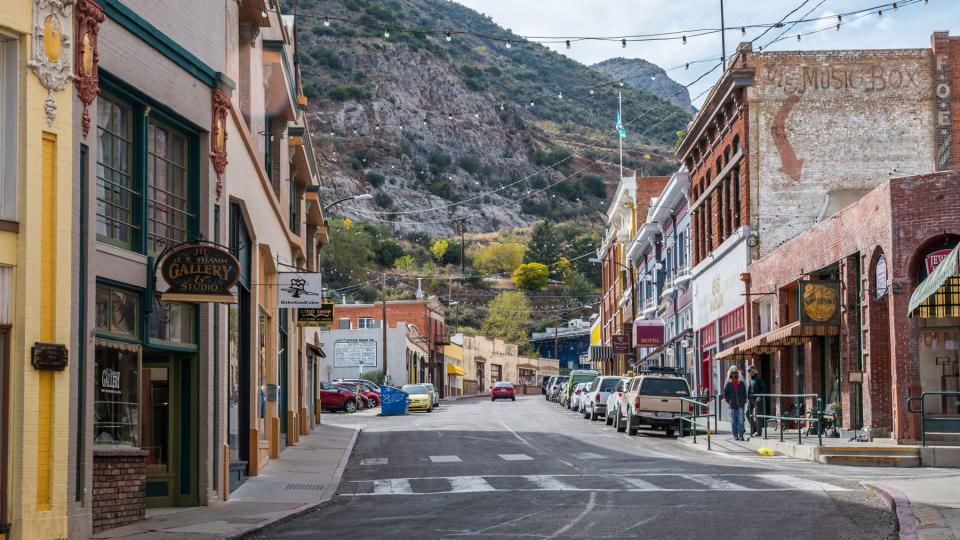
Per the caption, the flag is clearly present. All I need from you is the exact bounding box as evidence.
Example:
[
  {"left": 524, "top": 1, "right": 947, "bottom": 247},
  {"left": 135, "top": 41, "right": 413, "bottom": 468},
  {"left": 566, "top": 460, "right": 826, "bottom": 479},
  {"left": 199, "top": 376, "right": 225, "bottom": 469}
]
[{"left": 616, "top": 112, "right": 627, "bottom": 138}]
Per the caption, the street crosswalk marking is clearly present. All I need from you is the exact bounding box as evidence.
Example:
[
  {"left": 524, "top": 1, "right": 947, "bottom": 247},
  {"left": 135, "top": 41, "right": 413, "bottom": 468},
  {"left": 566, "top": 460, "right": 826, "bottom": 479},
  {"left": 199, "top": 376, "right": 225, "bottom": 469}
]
[
  {"left": 498, "top": 453, "right": 533, "bottom": 461},
  {"left": 447, "top": 476, "right": 495, "bottom": 492},
  {"left": 429, "top": 455, "right": 462, "bottom": 463},
  {"left": 372, "top": 478, "right": 412, "bottom": 495},
  {"left": 757, "top": 474, "right": 848, "bottom": 492},
  {"left": 571, "top": 452, "right": 605, "bottom": 460},
  {"left": 360, "top": 458, "right": 388, "bottom": 466},
  {"left": 527, "top": 475, "right": 571, "bottom": 490},
  {"left": 346, "top": 474, "right": 849, "bottom": 496},
  {"left": 683, "top": 474, "right": 749, "bottom": 491}
]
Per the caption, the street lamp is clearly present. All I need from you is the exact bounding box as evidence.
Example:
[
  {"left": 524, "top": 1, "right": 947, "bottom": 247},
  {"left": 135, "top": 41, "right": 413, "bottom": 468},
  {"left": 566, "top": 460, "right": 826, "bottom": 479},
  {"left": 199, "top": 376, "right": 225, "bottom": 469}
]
[{"left": 323, "top": 193, "right": 373, "bottom": 212}]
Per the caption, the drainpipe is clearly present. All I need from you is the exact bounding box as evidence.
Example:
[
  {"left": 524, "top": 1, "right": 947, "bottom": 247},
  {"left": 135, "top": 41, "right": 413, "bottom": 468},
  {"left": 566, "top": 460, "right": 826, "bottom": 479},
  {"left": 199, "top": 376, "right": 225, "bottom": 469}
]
[{"left": 740, "top": 272, "right": 752, "bottom": 339}]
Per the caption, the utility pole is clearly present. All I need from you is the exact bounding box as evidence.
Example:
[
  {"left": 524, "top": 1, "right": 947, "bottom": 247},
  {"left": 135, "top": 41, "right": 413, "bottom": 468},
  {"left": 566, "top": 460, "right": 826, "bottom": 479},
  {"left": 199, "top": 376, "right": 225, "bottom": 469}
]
[
  {"left": 553, "top": 313, "right": 560, "bottom": 369},
  {"left": 381, "top": 273, "right": 388, "bottom": 384},
  {"left": 720, "top": 0, "right": 727, "bottom": 67},
  {"left": 458, "top": 219, "right": 466, "bottom": 276}
]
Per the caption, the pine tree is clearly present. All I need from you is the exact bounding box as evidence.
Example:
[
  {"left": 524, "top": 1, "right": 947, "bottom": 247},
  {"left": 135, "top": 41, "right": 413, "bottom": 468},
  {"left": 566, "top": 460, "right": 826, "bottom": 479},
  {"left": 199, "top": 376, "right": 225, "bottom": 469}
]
[{"left": 524, "top": 219, "right": 560, "bottom": 268}]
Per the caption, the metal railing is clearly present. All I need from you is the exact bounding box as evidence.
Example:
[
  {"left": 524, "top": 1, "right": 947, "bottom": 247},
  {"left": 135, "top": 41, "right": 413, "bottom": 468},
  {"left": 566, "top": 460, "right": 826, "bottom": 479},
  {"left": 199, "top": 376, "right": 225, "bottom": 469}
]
[
  {"left": 679, "top": 394, "right": 719, "bottom": 450},
  {"left": 752, "top": 393, "right": 823, "bottom": 446},
  {"left": 906, "top": 391, "right": 960, "bottom": 447}
]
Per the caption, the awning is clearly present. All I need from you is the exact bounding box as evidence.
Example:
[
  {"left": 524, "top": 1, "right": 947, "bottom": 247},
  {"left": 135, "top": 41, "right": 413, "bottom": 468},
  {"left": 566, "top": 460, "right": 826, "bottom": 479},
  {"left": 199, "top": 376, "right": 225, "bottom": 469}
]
[
  {"left": 446, "top": 363, "right": 465, "bottom": 376},
  {"left": 909, "top": 243, "right": 960, "bottom": 318},
  {"left": 590, "top": 345, "right": 612, "bottom": 361},
  {"left": 714, "top": 321, "right": 839, "bottom": 360}
]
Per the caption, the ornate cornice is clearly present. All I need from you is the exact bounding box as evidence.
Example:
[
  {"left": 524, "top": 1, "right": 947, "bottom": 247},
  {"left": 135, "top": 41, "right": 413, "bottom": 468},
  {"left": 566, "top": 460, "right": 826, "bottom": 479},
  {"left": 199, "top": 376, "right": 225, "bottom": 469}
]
[
  {"left": 27, "top": 0, "right": 76, "bottom": 126},
  {"left": 74, "top": 0, "right": 104, "bottom": 138}
]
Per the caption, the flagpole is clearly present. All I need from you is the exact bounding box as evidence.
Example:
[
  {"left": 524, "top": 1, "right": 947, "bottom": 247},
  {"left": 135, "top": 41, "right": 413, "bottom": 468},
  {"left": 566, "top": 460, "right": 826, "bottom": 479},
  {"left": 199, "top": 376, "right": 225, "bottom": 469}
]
[{"left": 618, "top": 91, "right": 623, "bottom": 179}]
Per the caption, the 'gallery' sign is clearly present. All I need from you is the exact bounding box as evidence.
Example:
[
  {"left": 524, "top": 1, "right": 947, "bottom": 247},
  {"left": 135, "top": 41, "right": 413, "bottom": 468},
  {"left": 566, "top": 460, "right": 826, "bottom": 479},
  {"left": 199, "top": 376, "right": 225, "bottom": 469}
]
[{"left": 160, "top": 244, "right": 240, "bottom": 303}]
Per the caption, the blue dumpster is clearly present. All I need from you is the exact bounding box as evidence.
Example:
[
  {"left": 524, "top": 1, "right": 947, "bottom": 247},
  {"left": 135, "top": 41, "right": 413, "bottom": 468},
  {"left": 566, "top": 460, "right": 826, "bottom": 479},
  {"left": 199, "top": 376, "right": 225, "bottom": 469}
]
[{"left": 379, "top": 386, "right": 408, "bottom": 416}]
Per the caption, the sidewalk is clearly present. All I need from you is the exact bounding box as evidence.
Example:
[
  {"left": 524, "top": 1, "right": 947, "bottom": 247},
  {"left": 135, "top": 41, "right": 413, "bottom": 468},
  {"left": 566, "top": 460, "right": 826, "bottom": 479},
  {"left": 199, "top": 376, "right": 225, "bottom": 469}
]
[
  {"left": 91, "top": 423, "right": 359, "bottom": 540},
  {"left": 866, "top": 477, "right": 960, "bottom": 540}
]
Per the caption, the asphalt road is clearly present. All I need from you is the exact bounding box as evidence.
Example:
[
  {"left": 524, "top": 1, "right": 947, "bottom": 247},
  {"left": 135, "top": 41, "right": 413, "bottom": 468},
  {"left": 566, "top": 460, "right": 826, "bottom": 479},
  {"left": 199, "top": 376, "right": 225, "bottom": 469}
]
[{"left": 257, "top": 394, "right": 947, "bottom": 539}]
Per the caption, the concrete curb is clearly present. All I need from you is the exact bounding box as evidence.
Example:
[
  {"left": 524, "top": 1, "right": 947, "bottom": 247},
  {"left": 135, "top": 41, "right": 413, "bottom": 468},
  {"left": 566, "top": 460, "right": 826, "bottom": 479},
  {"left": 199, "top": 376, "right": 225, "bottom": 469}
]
[
  {"left": 234, "top": 426, "right": 363, "bottom": 539},
  {"left": 862, "top": 482, "right": 919, "bottom": 540}
]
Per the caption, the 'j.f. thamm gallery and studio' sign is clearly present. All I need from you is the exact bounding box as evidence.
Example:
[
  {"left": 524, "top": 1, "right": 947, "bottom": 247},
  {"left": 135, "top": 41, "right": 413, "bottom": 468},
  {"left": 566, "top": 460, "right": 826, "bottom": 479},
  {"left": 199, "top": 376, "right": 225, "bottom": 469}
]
[{"left": 158, "top": 243, "right": 241, "bottom": 303}]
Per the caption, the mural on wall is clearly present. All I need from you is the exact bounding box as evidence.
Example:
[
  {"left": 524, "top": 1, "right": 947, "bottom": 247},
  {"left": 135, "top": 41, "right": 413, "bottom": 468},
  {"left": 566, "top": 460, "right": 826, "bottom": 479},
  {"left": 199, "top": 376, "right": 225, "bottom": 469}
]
[{"left": 28, "top": 0, "right": 75, "bottom": 126}]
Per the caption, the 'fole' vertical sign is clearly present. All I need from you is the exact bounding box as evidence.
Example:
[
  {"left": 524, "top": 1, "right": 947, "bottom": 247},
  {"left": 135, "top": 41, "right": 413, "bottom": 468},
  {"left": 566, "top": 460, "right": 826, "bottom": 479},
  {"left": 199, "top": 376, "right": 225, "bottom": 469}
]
[{"left": 934, "top": 33, "right": 953, "bottom": 171}]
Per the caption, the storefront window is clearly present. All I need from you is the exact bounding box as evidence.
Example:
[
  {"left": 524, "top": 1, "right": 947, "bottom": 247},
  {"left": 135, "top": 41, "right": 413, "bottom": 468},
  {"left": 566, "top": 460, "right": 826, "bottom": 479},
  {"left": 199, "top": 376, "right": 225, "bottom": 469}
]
[
  {"left": 148, "top": 302, "right": 196, "bottom": 344},
  {"left": 258, "top": 308, "right": 268, "bottom": 441},
  {"left": 919, "top": 325, "right": 960, "bottom": 415},
  {"left": 227, "top": 301, "right": 240, "bottom": 461},
  {"left": 96, "top": 285, "right": 139, "bottom": 338},
  {"left": 93, "top": 342, "right": 140, "bottom": 447}
]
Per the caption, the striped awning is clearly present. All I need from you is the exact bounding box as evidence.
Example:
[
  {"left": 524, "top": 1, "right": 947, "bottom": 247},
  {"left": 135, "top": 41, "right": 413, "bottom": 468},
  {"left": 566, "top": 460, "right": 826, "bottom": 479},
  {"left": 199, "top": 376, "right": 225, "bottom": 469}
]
[
  {"left": 590, "top": 345, "right": 612, "bottom": 361},
  {"left": 714, "top": 321, "right": 839, "bottom": 360},
  {"left": 909, "top": 243, "right": 960, "bottom": 318}
]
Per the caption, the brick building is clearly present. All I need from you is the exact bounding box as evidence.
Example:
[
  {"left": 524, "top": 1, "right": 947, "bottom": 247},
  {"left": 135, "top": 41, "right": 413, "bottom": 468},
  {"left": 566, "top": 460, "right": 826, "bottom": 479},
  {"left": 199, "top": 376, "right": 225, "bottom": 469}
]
[
  {"left": 460, "top": 334, "right": 559, "bottom": 395},
  {"left": 682, "top": 34, "right": 960, "bottom": 396},
  {"left": 720, "top": 171, "right": 960, "bottom": 442},
  {"left": 308, "top": 298, "right": 447, "bottom": 391}
]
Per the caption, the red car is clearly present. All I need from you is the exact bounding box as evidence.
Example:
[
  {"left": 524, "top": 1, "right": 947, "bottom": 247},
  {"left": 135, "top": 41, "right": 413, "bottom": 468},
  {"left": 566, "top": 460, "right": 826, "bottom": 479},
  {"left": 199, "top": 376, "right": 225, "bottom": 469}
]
[
  {"left": 491, "top": 381, "right": 516, "bottom": 401},
  {"left": 334, "top": 382, "right": 380, "bottom": 407},
  {"left": 319, "top": 382, "right": 361, "bottom": 413}
]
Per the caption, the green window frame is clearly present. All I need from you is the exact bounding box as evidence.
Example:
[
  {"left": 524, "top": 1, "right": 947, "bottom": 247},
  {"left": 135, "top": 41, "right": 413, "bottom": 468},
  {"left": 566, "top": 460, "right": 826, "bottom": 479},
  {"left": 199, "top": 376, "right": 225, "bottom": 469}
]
[
  {"left": 148, "top": 301, "right": 198, "bottom": 349},
  {"left": 96, "top": 74, "right": 200, "bottom": 255},
  {"left": 95, "top": 283, "right": 141, "bottom": 340}
]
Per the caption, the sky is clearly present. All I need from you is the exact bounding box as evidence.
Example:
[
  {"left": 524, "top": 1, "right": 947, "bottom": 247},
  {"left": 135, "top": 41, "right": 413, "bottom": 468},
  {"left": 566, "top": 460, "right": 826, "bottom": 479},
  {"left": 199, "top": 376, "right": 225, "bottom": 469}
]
[{"left": 452, "top": 0, "right": 955, "bottom": 107}]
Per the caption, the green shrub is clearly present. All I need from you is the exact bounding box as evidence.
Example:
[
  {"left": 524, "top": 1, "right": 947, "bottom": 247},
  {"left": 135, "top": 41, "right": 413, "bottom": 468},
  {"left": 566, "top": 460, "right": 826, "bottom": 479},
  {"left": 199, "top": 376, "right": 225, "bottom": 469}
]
[
  {"left": 366, "top": 171, "right": 385, "bottom": 187},
  {"left": 328, "top": 84, "right": 369, "bottom": 101}
]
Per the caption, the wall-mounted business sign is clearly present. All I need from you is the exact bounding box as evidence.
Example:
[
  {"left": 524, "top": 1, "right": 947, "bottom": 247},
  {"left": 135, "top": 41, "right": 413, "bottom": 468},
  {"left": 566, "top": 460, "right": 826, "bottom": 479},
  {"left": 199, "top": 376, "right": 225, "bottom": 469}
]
[
  {"left": 278, "top": 272, "right": 323, "bottom": 307},
  {"left": 160, "top": 244, "right": 240, "bottom": 303},
  {"left": 298, "top": 303, "right": 334, "bottom": 327},
  {"left": 612, "top": 334, "right": 631, "bottom": 355},
  {"left": 32, "top": 342, "right": 68, "bottom": 371},
  {"left": 799, "top": 280, "right": 841, "bottom": 326},
  {"left": 634, "top": 320, "right": 665, "bottom": 347},
  {"left": 875, "top": 255, "right": 888, "bottom": 300}
]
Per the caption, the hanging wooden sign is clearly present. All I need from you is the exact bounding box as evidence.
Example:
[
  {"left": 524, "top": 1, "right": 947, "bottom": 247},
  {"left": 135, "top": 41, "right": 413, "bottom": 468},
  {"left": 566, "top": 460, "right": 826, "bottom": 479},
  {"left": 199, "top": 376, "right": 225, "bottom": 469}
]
[{"left": 159, "top": 244, "right": 240, "bottom": 303}]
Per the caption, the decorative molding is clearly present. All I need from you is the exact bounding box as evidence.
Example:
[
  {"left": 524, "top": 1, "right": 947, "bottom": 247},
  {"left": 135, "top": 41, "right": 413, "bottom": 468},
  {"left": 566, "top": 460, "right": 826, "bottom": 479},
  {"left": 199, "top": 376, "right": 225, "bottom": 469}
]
[
  {"left": 210, "top": 89, "right": 231, "bottom": 200},
  {"left": 27, "top": 0, "right": 76, "bottom": 126},
  {"left": 74, "top": 0, "right": 104, "bottom": 139}
]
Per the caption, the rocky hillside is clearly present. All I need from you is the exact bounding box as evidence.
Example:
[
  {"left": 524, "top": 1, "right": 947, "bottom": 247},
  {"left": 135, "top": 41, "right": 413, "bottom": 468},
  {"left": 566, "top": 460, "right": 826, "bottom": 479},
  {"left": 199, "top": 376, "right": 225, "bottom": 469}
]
[
  {"left": 592, "top": 58, "right": 696, "bottom": 112},
  {"left": 290, "top": 0, "right": 692, "bottom": 234}
]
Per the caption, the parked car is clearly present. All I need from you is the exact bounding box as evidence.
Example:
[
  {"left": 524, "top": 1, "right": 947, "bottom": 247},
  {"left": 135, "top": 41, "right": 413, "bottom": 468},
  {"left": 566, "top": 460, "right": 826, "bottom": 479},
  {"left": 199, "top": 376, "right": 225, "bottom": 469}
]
[
  {"left": 334, "top": 381, "right": 380, "bottom": 407},
  {"left": 548, "top": 376, "right": 568, "bottom": 402},
  {"left": 569, "top": 382, "right": 590, "bottom": 412},
  {"left": 562, "top": 370, "right": 600, "bottom": 409},
  {"left": 613, "top": 368, "right": 691, "bottom": 437},
  {"left": 544, "top": 376, "right": 558, "bottom": 401},
  {"left": 583, "top": 376, "right": 626, "bottom": 421},
  {"left": 334, "top": 378, "right": 382, "bottom": 394},
  {"left": 540, "top": 375, "right": 552, "bottom": 395},
  {"left": 605, "top": 377, "right": 629, "bottom": 426},
  {"left": 400, "top": 384, "right": 433, "bottom": 412},
  {"left": 491, "top": 381, "right": 516, "bottom": 401},
  {"left": 424, "top": 383, "right": 440, "bottom": 408},
  {"left": 319, "top": 381, "right": 360, "bottom": 413}
]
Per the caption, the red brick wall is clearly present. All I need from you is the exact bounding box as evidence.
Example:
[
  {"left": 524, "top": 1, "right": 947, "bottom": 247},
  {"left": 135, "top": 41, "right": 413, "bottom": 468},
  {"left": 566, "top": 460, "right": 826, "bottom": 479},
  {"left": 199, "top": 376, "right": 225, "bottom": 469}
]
[
  {"left": 930, "top": 32, "right": 960, "bottom": 170},
  {"left": 92, "top": 449, "right": 147, "bottom": 533},
  {"left": 747, "top": 171, "right": 960, "bottom": 439},
  {"left": 635, "top": 176, "right": 670, "bottom": 222}
]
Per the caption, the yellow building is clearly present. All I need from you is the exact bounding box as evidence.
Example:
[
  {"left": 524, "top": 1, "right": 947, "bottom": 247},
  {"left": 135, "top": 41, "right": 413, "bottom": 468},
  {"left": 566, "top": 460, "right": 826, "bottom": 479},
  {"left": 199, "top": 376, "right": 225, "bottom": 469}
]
[
  {"left": 0, "top": 1, "right": 75, "bottom": 539},
  {"left": 443, "top": 342, "right": 465, "bottom": 397}
]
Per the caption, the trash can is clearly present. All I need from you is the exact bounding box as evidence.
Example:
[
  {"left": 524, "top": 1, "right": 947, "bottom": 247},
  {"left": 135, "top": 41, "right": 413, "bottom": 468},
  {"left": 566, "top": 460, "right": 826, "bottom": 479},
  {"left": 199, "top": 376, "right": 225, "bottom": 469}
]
[{"left": 379, "top": 386, "right": 408, "bottom": 416}]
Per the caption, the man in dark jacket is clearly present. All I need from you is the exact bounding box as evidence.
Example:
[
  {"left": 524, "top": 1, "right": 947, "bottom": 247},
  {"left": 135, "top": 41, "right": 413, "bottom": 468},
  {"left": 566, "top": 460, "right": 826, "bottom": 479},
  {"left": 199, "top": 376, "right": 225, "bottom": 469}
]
[
  {"left": 746, "top": 365, "right": 767, "bottom": 437},
  {"left": 723, "top": 366, "right": 748, "bottom": 440}
]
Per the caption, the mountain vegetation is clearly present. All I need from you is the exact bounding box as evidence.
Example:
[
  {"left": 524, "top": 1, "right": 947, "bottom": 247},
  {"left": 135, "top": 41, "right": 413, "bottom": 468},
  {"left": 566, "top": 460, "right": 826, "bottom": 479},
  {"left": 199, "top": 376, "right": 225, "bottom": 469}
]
[{"left": 286, "top": 0, "right": 692, "bottom": 235}]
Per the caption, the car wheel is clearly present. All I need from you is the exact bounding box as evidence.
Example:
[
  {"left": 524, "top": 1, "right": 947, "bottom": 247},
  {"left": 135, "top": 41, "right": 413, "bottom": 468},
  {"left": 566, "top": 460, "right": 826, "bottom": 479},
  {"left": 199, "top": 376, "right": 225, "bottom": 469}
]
[
  {"left": 666, "top": 428, "right": 676, "bottom": 437},
  {"left": 427, "top": 405, "right": 433, "bottom": 413},
  {"left": 491, "top": 397, "right": 496, "bottom": 401},
  {"left": 615, "top": 410, "right": 626, "bottom": 433},
  {"left": 344, "top": 400, "right": 357, "bottom": 413},
  {"left": 590, "top": 407, "right": 599, "bottom": 422},
  {"left": 605, "top": 410, "right": 614, "bottom": 425},
  {"left": 511, "top": 397, "right": 515, "bottom": 401},
  {"left": 627, "top": 412, "right": 638, "bottom": 436}
]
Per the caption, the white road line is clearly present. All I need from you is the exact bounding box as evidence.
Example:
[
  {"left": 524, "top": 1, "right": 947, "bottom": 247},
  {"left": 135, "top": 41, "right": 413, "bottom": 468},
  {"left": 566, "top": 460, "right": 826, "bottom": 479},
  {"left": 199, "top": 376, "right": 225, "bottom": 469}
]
[
  {"left": 571, "top": 452, "right": 605, "bottom": 460},
  {"left": 526, "top": 475, "right": 570, "bottom": 490},
  {"left": 758, "top": 474, "right": 847, "bottom": 492},
  {"left": 620, "top": 477, "right": 660, "bottom": 491},
  {"left": 429, "top": 455, "right": 462, "bottom": 463},
  {"left": 684, "top": 474, "right": 750, "bottom": 491},
  {"left": 372, "top": 478, "right": 412, "bottom": 495},
  {"left": 360, "top": 458, "right": 388, "bottom": 466},
  {"left": 498, "top": 453, "right": 533, "bottom": 461},
  {"left": 547, "top": 491, "right": 596, "bottom": 539},
  {"left": 498, "top": 421, "right": 531, "bottom": 447},
  {"left": 447, "top": 476, "right": 495, "bottom": 492}
]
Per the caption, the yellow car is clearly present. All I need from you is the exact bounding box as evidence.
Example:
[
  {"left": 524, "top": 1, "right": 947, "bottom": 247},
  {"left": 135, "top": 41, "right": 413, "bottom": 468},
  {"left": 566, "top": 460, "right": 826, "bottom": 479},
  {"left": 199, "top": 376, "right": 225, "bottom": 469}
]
[{"left": 401, "top": 384, "right": 434, "bottom": 412}]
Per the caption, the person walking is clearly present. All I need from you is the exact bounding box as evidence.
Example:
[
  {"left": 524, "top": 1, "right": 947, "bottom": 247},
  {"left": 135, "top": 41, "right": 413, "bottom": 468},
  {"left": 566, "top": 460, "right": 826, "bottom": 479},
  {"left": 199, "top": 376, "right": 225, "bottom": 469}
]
[
  {"left": 723, "top": 366, "right": 748, "bottom": 441},
  {"left": 746, "top": 365, "right": 767, "bottom": 437}
]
